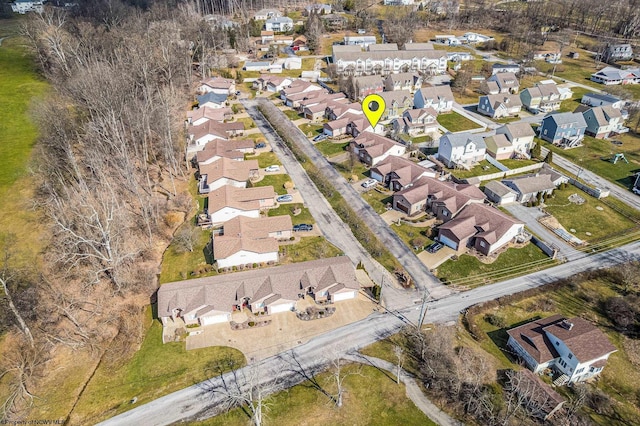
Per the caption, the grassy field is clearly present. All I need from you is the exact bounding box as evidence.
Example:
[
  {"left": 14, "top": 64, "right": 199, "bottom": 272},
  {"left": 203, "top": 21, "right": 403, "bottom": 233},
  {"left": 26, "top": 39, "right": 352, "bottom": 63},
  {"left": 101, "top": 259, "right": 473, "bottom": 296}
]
[
  {"left": 543, "top": 186, "right": 637, "bottom": 242},
  {"left": 315, "top": 140, "right": 349, "bottom": 157},
  {"left": 71, "top": 307, "right": 245, "bottom": 425},
  {"left": 389, "top": 222, "right": 433, "bottom": 253},
  {"left": 279, "top": 236, "right": 343, "bottom": 263},
  {"left": 542, "top": 132, "right": 640, "bottom": 189},
  {"left": 159, "top": 221, "right": 214, "bottom": 284},
  {"left": 194, "top": 364, "right": 435, "bottom": 426},
  {"left": 253, "top": 174, "right": 293, "bottom": 195},
  {"left": 362, "top": 189, "right": 393, "bottom": 214},
  {"left": 298, "top": 122, "right": 324, "bottom": 137},
  {"left": 246, "top": 151, "right": 282, "bottom": 168},
  {"left": 450, "top": 159, "right": 501, "bottom": 179},
  {"left": 436, "top": 243, "right": 554, "bottom": 288},
  {"left": 267, "top": 203, "right": 315, "bottom": 225},
  {"left": 437, "top": 111, "right": 482, "bottom": 132}
]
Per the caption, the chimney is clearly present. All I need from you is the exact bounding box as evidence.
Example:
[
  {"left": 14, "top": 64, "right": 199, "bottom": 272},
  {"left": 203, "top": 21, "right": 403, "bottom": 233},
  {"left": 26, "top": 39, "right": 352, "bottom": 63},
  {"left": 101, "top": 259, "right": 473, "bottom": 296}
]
[
  {"left": 504, "top": 97, "right": 509, "bottom": 104},
  {"left": 560, "top": 319, "right": 574, "bottom": 330}
]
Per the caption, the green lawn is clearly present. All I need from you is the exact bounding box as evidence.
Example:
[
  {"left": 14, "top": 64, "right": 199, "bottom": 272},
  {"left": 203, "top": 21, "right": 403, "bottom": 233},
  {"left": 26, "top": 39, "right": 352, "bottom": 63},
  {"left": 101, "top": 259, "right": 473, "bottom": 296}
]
[
  {"left": 450, "top": 160, "right": 501, "bottom": 179},
  {"left": 411, "top": 135, "right": 434, "bottom": 144},
  {"left": 333, "top": 160, "right": 369, "bottom": 181},
  {"left": 235, "top": 116, "right": 256, "bottom": 129},
  {"left": 541, "top": 133, "right": 640, "bottom": 190},
  {"left": 253, "top": 174, "right": 293, "bottom": 195},
  {"left": 71, "top": 307, "right": 245, "bottom": 425},
  {"left": 543, "top": 186, "right": 637, "bottom": 242},
  {"left": 315, "top": 140, "right": 349, "bottom": 158},
  {"left": 498, "top": 158, "right": 540, "bottom": 170},
  {"left": 195, "top": 364, "right": 436, "bottom": 426},
  {"left": 279, "top": 236, "right": 343, "bottom": 263},
  {"left": 362, "top": 189, "right": 393, "bottom": 214},
  {"left": 159, "top": 222, "right": 214, "bottom": 284},
  {"left": 246, "top": 151, "right": 281, "bottom": 168},
  {"left": 436, "top": 111, "right": 482, "bottom": 132},
  {"left": 557, "top": 87, "right": 590, "bottom": 113},
  {"left": 390, "top": 222, "right": 433, "bottom": 253},
  {"left": 283, "top": 109, "right": 301, "bottom": 120},
  {"left": 267, "top": 203, "right": 315, "bottom": 225},
  {"left": 298, "top": 122, "right": 324, "bottom": 137},
  {"left": 436, "top": 243, "right": 554, "bottom": 288}
]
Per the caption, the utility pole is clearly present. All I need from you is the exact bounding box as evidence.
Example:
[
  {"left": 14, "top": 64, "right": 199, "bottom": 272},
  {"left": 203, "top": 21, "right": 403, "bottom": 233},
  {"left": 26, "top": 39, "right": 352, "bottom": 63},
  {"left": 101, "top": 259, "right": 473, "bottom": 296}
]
[{"left": 417, "top": 290, "right": 430, "bottom": 329}]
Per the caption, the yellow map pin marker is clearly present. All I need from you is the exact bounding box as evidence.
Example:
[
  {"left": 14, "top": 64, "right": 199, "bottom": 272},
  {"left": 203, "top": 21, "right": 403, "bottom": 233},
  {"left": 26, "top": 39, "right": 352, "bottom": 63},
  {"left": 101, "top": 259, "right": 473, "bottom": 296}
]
[{"left": 362, "top": 94, "right": 385, "bottom": 129}]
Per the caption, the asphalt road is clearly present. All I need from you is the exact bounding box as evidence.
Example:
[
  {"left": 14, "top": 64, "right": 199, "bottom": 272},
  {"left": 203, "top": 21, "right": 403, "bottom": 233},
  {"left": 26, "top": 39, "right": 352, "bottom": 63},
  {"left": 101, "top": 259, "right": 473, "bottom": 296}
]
[
  {"left": 247, "top": 99, "right": 450, "bottom": 300},
  {"left": 99, "top": 239, "right": 640, "bottom": 426}
]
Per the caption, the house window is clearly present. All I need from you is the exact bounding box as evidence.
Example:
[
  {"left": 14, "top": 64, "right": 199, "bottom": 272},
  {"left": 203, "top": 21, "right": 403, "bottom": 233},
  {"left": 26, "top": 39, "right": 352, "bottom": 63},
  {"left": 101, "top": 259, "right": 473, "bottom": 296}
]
[
  {"left": 576, "top": 367, "right": 585, "bottom": 374},
  {"left": 568, "top": 353, "right": 573, "bottom": 359},
  {"left": 555, "top": 341, "right": 559, "bottom": 346},
  {"left": 479, "top": 241, "right": 486, "bottom": 248},
  {"left": 442, "top": 211, "right": 448, "bottom": 217}
]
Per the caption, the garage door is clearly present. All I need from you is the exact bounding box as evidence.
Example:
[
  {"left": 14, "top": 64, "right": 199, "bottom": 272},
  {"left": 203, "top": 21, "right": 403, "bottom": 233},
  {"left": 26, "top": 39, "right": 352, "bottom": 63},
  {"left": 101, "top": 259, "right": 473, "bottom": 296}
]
[
  {"left": 333, "top": 291, "right": 357, "bottom": 302},
  {"left": 200, "top": 313, "right": 230, "bottom": 325},
  {"left": 438, "top": 235, "right": 458, "bottom": 250},
  {"left": 269, "top": 303, "right": 294, "bottom": 314}
]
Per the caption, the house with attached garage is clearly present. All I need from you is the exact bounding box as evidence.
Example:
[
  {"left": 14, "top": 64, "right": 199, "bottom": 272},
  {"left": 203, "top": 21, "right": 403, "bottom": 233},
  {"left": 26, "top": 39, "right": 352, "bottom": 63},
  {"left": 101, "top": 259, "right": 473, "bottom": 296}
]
[
  {"left": 187, "top": 121, "right": 245, "bottom": 154},
  {"left": 197, "top": 92, "right": 228, "bottom": 109},
  {"left": 379, "top": 90, "right": 414, "bottom": 121},
  {"left": 495, "top": 122, "right": 536, "bottom": 156},
  {"left": 194, "top": 139, "right": 254, "bottom": 164},
  {"left": 491, "top": 63, "right": 520, "bottom": 75},
  {"left": 370, "top": 156, "right": 436, "bottom": 191},
  {"left": 350, "top": 133, "right": 406, "bottom": 166},
  {"left": 413, "top": 85, "right": 454, "bottom": 112},
  {"left": 212, "top": 215, "right": 293, "bottom": 268},
  {"left": 392, "top": 107, "right": 439, "bottom": 137},
  {"left": 519, "top": 82, "right": 564, "bottom": 113},
  {"left": 481, "top": 72, "right": 519, "bottom": 95},
  {"left": 437, "top": 132, "right": 487, "bottom": 169},
  {"left": 483, "top": 180, "right": 518, "bottom": 205},
  {"left": 576, "top": 105, "right": 627, "bottom": 139},
  {"left": 538, "top": 112, "right": 587, "bottom": 148},
  {"left": 477, "top": 94, "right": 522, "bottom": 119},
  {"left": 484, "top": 134, "right": 514, "bottom": 160},
  {"left": 186, "top": 106, "right": 233, "bottom": 126},
  {"left": 198, "top": 77, "right": 236, "bottom": 95},
  {"left": 156, "top": 257, "right": 360, "bottom": 331},
  {"left": 254, "top": 8, "right": 282, "bottom": 20},
  {"left": 197, "top": 158, "right": 259, "bottom": 193},
  {"left": 392, "top": 176, "right": 485, "bottom": 217},
  {"left": 581, "top": 92, "right": 624, "bottom": 110},
  {"left": 253, "top": 75, "right": 293, "bottom": 92},
  {"left": 502, "top": 173, "right": 557, "bottom": 203},
  {"left": 507, "top": 315, "right": 617, "bottom": 384},
  {"left": 206, "top": 185, "right": 276, "bottom": 225},
  {"left": 437, "top": 203, "right": 524, "bottom": 255}
]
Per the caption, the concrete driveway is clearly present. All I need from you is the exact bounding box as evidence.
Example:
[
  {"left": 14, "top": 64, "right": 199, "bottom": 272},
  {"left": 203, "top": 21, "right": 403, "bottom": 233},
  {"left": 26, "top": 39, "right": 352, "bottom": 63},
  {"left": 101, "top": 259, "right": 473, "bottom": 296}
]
[{"left": 418, "top": 246, "right": 456, "bottom": 270}]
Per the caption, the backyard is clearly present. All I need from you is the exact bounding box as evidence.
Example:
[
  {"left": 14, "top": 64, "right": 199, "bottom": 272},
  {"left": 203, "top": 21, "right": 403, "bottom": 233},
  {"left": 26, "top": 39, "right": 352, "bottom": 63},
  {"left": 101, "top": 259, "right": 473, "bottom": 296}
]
[
  {"left": 450, "top": 159, "right": 501, "bottom": 179},
  {"left": 267, "top": 203, "right": 315, "bottom": 225},
  {"left": 159, "top": 221, "right": 214, "bottom": 284},
  {"left": 279, "top": 236, "right": 343, "bottom": 263},
  {"left": 436, "top": 111, "right": 483, "bottom": 132}
]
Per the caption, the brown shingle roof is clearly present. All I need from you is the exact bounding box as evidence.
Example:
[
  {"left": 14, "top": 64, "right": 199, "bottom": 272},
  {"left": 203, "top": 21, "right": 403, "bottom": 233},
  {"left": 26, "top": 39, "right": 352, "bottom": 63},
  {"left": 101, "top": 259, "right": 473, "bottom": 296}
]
[
  {"left": 199, "top": 157, "right": 259, "bottom": 184},
  {"left": 394, "top": 176, "right": 485, "bottom": 210},
  {"left": 503, "top": 174, "right": 556, "bottom": 196},
  {"left": 352, "top": 132, "right": 404, "bottom": 159},
  {"left": 213, "top": 215, "right": 292, "bottom": 259},
  {"left": 542, "top": 317, "right": 617, "bottom": 362},
  {"left": 500, "top": 122, "right": 535, "bottom": 139},
  {"left": 439, "top": 203, "right": 521, "bottom": 245},
  {"left": 196, "top": 140, "right": 254, "bottom": 164},
  {"left": 507, "top": 314, "right": 564, "bottom": 364},
  {"left": 371, "top": 156, "right": 431, "bottom": 189},
  {"left": 187, "top": 106, "right": 233, "bottom": 123},
  {"left": 207, "top": 185, "right": 275, "bottom": 214}
]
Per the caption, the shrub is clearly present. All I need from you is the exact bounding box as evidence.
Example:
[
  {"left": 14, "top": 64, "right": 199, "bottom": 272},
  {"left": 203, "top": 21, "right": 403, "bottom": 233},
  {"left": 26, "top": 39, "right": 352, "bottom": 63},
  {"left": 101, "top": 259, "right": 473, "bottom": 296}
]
[
  {"left": 484, "top": 313, "right": 507, "bottom": 328},
  {"left": 248, "top": 321, "right": 256, "bottom": 327}
]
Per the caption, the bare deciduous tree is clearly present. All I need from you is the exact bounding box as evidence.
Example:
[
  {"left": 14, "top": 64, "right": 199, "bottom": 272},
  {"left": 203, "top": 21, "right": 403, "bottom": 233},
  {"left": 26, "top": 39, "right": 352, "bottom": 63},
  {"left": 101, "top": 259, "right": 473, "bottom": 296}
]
[{"left": 393, "top": 344, "right": 404, "bottom": 384}]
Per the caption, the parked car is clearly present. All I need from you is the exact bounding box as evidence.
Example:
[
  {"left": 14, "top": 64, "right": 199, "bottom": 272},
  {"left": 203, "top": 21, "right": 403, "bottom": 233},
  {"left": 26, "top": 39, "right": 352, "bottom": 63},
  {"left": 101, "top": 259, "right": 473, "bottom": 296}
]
[
  {"left": 293, "top": 224, "right": 313, "bottom": 231},
  {"left": 312, "top": 134, "right": 327, "bottom": 142},
  {"left": 276, "top": 194, "right": 293, "bottom": 203},
  {"left": 255, "top": 142, "right": 266, "bottom": 149},
  {"left": 361, "top": 179, "right": 377, "bottom": 188},
  {"left": 265, "top": 165, "right": 280, "bottom": 172},
  {"left": 426, "top": 242, "right": 444, "bottom": 253}
]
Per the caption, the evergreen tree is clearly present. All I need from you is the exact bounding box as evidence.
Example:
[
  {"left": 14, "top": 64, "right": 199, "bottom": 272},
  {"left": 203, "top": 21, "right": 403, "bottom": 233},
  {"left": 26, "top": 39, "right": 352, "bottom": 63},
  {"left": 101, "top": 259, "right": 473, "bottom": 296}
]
[
  {"left": 545, "top": 150, "right": 553, "bottom": 163},
  {"left": 532, "top": 141, "right": 542, "bottom": 159}
]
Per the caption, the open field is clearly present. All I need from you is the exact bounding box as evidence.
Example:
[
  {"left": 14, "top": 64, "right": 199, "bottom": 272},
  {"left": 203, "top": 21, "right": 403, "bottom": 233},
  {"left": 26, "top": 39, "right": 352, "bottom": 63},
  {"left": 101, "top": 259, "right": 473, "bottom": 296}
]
[
  {"left": 437, "top": 111, "right": 483, "bottom": 132},
  {"left": 70, "top": 307, "right": 245, "bottom": 425},
  {"left": 267, "top": 203, "right": 315, "bottom": 225},
  {"left": 194, "top": 364, "right": 435, "bottom": 426},
  {"left": 279, "top": 236, "right": 343, "bottom": 263},
  {"left": 435, "top": 243, "right": 553, "bottom": 288}
]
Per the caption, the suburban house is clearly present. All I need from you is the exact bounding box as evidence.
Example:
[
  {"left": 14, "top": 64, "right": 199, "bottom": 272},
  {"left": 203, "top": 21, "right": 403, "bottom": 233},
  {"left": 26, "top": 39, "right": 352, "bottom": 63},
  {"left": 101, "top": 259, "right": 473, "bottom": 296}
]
[
  {"left": 477, "top": 94, "right": 522, "bottom": 119},
  {"left": 206, "top": 185, "right": 276, "bottom": 225},
  {"left": 195, "top": 139, "right": 254, "bottom": 164},
  {"left": 243, "top": 61, "right": 272, "bottom": 72},
  {"left": 393, "top": 176, "right": 485, "bottom": 218},
  {"left": 343, "top": 35, "right": 378, "bottom": 48},
  {"left": 347, "top": 115, "right": 376, "bottom": 137},
  {"left": 197, "top": 158, "right": 259, "bottom": 193},
  {"left": 304, "top": 3, "right": 332, "bottom": 15},
  {"left": 506, "top": 315, "right": 617, "bottom": 384},
  {"left": 321, "top": 14, "right": 347, "bottom": 30},
  {"left": 198, "top": 77, "right": 236, "bottom": 95},
  {"left": 519, "top": 82, "right": 564, "bottom": 113},
  {"left": 384, "top": 72, "right": 423, "bottom": 93},
  {"left": 462, "top": 32, "right": 494, "bottom": 43},
  {"left": 495, "top": 122, "right": 536, "bottom": 156},
  {"left": 590, "top": 66, "right": 640, "bottom": 85},
  {"left": 437, "top": 203, "right": 524, "bottom": 255},
  {"left": 212, "top": 215, "right": 293, "bottom": 268},
  {"left": 484, "top": 134, "right": 514, "bottom": 160},
  {"left": 197, "top": 92, "right": 228, "bottom": 109},
  {"left": 413, "top": 85, "right": 455, "bottom": 112},
  {"left": 254, "top": 8, "right": 282, "bottom": 20},
  {"left": 446, "top": 52, "right": 472, "bottom": 62},
  {"left": 483, "top": 180, "right": 518, "bottom": 205},
  {"left": 186, "top": 106, "right": 233, "bottom": 126},
  {"left": 280, "top": 80, "right": 323, "bottom": 106},
  {"left": 10, "top": 0, "right": 43, "bottom": 13},
  {"left": 260, "top": 30, "right": 275, "bottom": 44},
  {"left": 392, "top": 107, "right": 439, "bottom": 136},
  {"left": 581, "top": 92, "right": 624, "bottom": 110},
  {"left": 322, "top": 112, "right": 368, "bottom": 137},
  {"left": 350, "top": 133, "right": 406, "bottom": 166},
  {"left": 379, "top": 90, "right": 414, "bottom": 120},
  {"left": 332, "top": 44, "right": 447, "bottom": 76},
  {"left": 533, "top": 50, "right": 562, "bottom": 63},
  {"left": 353, "top": 75, "right": 384, "bottom": 100},
  {"left": 265, "top": 17, "right": 293, "bottom": 32},
  {"left": 502, "top": 173, "right": 557, "bottom": 203},
  {"left": 187, "top": 121, "right": 244, "bottom": 152},
  {"left": 370, "top": 156, "right": 436, "bottom": 192},
  {"left": 325, "top": 100, "right": 363, "bottom": 120},
  {"left": 157, "top": 257, "right": 360, "bottom": 328},
  {"left": 492, "top": 63, "right": 520, "bottom": 75},
  {"left": 603, "top": 43, "right": 634, "bottom": 63},
  {"left": 437, "top": 132, "right": 487, "bottom": 169},
  {"left": 252, "top": 75, "right": 293, "bottom": 92},
  {"left": 481, "top": 72, "right": 520, "bottom": 94},
  {"left": 538, "top": 112, "right": 587, "bottom": 148},
  {"left": 577, "top": 105, "right": 627, "bottom": 138}
]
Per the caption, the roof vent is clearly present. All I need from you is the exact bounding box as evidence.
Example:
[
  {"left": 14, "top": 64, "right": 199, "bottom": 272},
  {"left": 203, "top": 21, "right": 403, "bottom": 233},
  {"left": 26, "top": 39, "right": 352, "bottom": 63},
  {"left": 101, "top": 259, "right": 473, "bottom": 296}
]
[{"left": 560, "top": 319, "right": 574, "bottom": 330}]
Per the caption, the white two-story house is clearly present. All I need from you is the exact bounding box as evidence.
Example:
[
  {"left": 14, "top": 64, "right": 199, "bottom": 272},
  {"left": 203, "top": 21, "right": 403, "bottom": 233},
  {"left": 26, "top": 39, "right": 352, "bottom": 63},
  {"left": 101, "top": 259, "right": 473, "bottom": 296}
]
[{"left": 437, "top": 132, "right": 486, "bottom": 168}]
